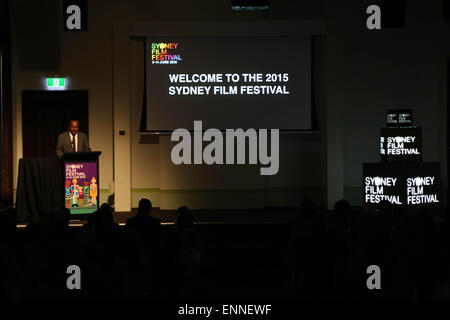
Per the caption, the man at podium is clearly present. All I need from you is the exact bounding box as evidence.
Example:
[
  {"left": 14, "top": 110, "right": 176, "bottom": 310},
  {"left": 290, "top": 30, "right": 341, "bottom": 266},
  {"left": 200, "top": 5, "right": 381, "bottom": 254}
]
[{"left": 56, "top": 120, "right": 91, "bottom": 158}]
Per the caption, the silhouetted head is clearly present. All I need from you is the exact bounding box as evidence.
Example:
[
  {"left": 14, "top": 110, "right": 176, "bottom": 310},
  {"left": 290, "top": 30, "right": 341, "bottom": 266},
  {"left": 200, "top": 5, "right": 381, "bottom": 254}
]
[
  {"left": 108, "top": 193, "right": 115, "bottom": 208},
  {"left": 98, "top": 203, "right": 114, "bottom": 225},
  {"left": 334, "top": 199, "right": 350, "bottom": 215},
  {"left": 49, "top": 209, "right": 69, "bottom": 231},
  {"left": 301, "top": 197, "right": 316, "bottom": 219},
  {"left": 69, "top": 120, "right": 79, "bottom": 136},
  {"left": 176, "top": 206, "right": 193, "bottom": 231},
  {"left": 333, "top": 199, "right": 351, "bottom": 230},
  {"left": 334, "top": 199, "right": 350, "bottom": 213},
  {"left": 138, "top": 198, "right": 152, "bottom": 216},
  {"left": 100, "top": 203, "right": 111, "bottom": 214}
]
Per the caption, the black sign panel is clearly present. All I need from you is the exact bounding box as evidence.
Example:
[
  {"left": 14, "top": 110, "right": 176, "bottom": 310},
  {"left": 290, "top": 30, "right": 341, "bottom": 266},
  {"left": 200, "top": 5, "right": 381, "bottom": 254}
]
[
  {"left": 386, "top": 109, "right": 413, "bottom": 127},
  {"left": 63, "top": 0, "right": 88, "bottom": 31},
  {"left": 363, "top": 162, "right": 441, "bottom": 207},
  {"left": 380, "top": 127, "right": 422, "bottom": 163}
]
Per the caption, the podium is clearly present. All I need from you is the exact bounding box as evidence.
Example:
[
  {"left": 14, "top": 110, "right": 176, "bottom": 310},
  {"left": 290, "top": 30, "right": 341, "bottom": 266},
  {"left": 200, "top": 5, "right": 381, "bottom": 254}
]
[{"left": 61, "top": 151, "right": 102, "bottom": 215}]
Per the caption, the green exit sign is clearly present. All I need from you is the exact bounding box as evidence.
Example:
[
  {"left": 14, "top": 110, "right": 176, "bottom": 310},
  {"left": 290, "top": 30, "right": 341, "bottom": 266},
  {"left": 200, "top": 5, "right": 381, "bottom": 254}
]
[{"left": 47, "top": 78, "right": 65, "bottom": 88}]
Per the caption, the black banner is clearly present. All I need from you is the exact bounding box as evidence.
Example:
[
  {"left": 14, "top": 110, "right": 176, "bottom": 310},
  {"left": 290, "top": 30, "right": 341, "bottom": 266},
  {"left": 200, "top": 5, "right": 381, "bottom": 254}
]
[{"left": 363, "top": 162, "right": 441, "bottom": 207}]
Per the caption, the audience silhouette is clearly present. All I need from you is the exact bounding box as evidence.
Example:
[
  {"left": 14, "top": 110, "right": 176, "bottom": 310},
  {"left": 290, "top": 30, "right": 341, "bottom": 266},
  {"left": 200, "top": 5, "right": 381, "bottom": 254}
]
[
  {"left": 0, "top": 197, "right": 447, "bottom": 300},
  {"left": 125, "top": 198, "right": 161, "bottom": 251}
]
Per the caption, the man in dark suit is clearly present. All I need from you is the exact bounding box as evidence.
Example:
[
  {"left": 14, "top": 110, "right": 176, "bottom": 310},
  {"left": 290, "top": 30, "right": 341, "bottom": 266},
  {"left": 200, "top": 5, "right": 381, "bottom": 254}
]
[{"left": 56, "top": 120, "right": 91, "bottom": 158}]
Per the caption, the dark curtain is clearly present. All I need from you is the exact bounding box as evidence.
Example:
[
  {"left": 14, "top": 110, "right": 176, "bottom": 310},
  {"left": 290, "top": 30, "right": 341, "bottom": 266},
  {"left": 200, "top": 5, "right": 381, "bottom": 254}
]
[
  {"left": 447, "top": 58, "right": 450, "bottom": 208},
  {"left": 16, "top": 158, "right": 64, "bottom": 223},
  {"left": 0, "top": 0, "right": 13, "bottom": 202},
  {"left": 21, "top": 90, "right": 88, "bottom": 159}
]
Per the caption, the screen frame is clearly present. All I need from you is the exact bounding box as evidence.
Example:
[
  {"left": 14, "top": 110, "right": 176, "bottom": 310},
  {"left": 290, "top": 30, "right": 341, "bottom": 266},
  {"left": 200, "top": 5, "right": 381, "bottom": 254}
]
[{"left": 133, "top": 21, "right": 326, "bottom": 134}]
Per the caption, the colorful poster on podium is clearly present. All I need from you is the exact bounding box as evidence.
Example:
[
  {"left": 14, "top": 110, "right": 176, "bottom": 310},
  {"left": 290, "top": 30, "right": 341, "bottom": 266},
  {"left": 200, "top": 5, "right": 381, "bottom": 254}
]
[{"left": 64, "top": 162, "right": 98, "bottom": 214}]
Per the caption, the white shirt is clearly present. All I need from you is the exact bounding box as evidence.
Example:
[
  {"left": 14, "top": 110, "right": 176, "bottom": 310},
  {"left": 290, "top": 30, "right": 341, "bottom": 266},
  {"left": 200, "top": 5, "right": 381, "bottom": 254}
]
[{"left": 69, "top": 133, "right": 78, "bottom": 152}]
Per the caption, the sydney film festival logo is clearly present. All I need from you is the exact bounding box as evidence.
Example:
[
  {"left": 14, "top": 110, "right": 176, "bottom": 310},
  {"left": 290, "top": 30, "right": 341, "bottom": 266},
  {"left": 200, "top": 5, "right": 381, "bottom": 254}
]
[{"left": 151, "top": 42, "right": 182, "bottom": 64}]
